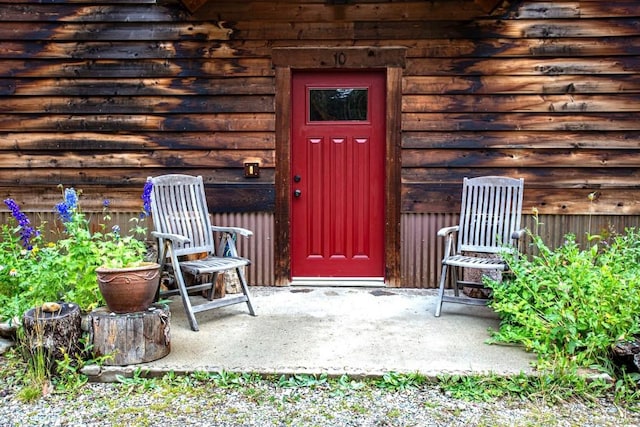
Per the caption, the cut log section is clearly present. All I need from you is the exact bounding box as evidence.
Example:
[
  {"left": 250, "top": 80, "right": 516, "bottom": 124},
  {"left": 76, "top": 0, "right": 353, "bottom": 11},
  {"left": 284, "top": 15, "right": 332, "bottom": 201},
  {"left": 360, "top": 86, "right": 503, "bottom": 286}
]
[
  {"left": 22, "top": 302, "right": 82, "bottom": 371},
  {"left": 88, "top": 304, "right": 171, "bottom": 366}
]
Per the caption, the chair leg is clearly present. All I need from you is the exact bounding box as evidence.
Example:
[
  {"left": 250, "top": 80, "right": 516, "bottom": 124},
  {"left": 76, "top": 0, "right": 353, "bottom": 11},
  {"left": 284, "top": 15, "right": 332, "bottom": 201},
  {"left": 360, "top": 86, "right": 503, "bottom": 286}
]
[
  {"left": 206, "top": 273, "right": 219, "bottom": 301},
  {"left": 236, "top": 266, "right": 256, "bottom": 316},
  {"left": 174, "top": 272, "right": 200, "bottom": 331},
  {"left": 435, "top": 263, "right": 448, "bottom": 317},
  {"left": 453, "top": 266, "right": 460, "bottom": 297},
  {"left": 168, "top": 252, "right": 200, "bottom": 331}
]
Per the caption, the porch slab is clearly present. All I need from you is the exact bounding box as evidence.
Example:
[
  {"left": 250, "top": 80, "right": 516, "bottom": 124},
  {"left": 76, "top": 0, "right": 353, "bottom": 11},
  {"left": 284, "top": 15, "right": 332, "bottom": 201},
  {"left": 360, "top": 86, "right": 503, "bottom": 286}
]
[{"left": 86, "top": 286, "right": 536, "bottom": 381}]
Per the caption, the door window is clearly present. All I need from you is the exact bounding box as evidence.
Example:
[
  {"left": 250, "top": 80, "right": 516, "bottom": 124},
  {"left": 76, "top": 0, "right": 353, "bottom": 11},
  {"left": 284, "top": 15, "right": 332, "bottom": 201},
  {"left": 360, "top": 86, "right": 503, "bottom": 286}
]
[{"left": 308, "top": 88, "right": 368, "bottom": 122}]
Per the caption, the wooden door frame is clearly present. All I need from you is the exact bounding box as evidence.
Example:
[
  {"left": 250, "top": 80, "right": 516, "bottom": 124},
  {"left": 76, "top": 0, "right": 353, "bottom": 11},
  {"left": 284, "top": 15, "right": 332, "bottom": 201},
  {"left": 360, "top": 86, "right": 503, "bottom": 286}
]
[{"left": 272, "top": 47, "right": 406, "bottom": 286}]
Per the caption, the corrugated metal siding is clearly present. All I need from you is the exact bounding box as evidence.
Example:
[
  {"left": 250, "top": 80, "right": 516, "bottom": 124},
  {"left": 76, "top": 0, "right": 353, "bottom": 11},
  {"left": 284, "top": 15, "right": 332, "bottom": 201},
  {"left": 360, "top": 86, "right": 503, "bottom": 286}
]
[
  {"left": 401, "top": 213, "right": 457, "bottom": 288},
  {"left": 0, "top": 210, "right": 275, "bottom": 286},
  {"left": 521, "top": 214, "right": 640, "bottom": 255},
  {"left": 3, "top": 210, "right": 639, "bottom": 288},
  {"left": 400, "top": 213, "right": 640, "bottom": 288},
  {"left": 210, "top": 212, "right": 274, "bottom": 286}
]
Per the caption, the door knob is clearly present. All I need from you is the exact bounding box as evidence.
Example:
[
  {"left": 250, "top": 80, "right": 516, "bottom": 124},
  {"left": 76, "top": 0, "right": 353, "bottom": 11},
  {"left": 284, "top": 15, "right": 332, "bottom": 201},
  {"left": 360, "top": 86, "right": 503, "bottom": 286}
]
[{"left": 294, "top": 189, "right": 302, "bottom": 197}]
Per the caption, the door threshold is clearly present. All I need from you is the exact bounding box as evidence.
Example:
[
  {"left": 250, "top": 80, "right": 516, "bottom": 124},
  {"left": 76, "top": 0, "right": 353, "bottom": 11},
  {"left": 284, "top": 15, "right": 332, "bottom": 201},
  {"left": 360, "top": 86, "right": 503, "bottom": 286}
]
[{"left": 290, "top": 278, "right": 385, "bottom": 287}]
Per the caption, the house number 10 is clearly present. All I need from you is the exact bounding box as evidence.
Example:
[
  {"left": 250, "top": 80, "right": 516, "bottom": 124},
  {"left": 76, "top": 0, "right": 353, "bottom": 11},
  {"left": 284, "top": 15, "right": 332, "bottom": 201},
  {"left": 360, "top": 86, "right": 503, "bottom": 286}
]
[{"left": 334, "top": 52, "right": 347, "bottom": 66}]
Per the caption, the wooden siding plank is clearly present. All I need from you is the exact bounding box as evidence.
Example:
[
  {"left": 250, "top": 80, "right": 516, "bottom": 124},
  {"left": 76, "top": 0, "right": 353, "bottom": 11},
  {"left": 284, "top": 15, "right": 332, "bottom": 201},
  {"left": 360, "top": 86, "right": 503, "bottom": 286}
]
[
  {"left": 0, "top": 95, "right": 274, "bottom": 114},
  {"left": 402, "top": 186, "right": 640, "bottom": 215},
  {"left": 0, "top": 132, "right": 275, "bottom": 150},
  {"left": 0, "top": 77, "right": 275, "bottom": 96},
  {"left": 0, "top": 150, "right": 275, "bottom": 168},
  {"left": 0, "top": 167, "right": 275, "bottom": 185},
  {"left": 402, "top": 112, "right": 640, "bottom": 131},
  {"left": 0, "top": 113, "right": 275, "bottom": 132},
  {"left": 405, "top": 57, "right": 640, "bottom": 76},
  {"left": 0, "top": 184, "right": 275, "bottom": 213},
  {"left": 402, "top": 131, "right": 640, "bottom": 149},
  {"left": 402, "top": 167, "right": 640, "bottom": 188},
  {"left": 0, "top": 59, "right": 273, "bottom": 78},
  {"left": 512, "top": 1, "right": 640, "bottom": 19},
  {"left": 0, "top": 41, "right": 272, "bottom": 59},
  {"left": 403, "top": 94, "right": 640, "bottom": 113},
  {"left": 402, "top": 37, "right": 640, "bottom": 58},
  {"left": 402, "top": 148, "right": 640, "bottom": 168},
  {"left": 0, "top": 4, "right": 186, "bottom": 22},
  {"left": 0, "top": 22, "right": 233, "bottom": 41},
  {"left": 403, "top": 75, "right": 640, "bottom": 95}
]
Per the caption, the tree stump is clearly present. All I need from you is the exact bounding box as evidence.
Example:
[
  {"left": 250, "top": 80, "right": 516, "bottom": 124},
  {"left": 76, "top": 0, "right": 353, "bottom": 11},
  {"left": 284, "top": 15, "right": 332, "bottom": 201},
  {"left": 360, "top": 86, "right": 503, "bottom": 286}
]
[
  {"left": 22, "top": 302, "right": 82, "bottom": 372},
  {"left": 612, "top": 338, "right": 640, "bottom": 372},
  {"left": 88, "top": 304, "right": 171, "bottom": 366}
]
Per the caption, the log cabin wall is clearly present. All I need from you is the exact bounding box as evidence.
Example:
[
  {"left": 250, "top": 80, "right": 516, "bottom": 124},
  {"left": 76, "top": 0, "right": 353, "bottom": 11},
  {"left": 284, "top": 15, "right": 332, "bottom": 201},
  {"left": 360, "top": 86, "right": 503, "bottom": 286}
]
[{"left": 1, "top": 0, "right": 639, "bottom": 287}]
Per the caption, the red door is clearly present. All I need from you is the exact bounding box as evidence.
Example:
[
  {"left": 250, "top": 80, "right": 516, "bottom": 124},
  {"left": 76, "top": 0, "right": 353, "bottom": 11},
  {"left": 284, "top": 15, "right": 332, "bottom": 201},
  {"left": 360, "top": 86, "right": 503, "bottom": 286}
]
[{"left": 291, "top": 71, "right": 385, "bottom": 279}]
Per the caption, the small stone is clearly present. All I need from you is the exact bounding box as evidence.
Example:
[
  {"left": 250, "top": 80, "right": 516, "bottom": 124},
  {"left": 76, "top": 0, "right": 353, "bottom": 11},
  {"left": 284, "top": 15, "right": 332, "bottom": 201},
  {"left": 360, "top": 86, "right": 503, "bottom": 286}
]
[
  {"left": 0, "top": 319, "right": 18, "bottom": 340},
  {"left": 41, "top": 302, "right": 62, "bottom": 313},
  {"left": 0, "top": 337, "right": 15, "bottom": 355},
  {"left": 80, "top": 364, "right": 102, "bottom": 377}
]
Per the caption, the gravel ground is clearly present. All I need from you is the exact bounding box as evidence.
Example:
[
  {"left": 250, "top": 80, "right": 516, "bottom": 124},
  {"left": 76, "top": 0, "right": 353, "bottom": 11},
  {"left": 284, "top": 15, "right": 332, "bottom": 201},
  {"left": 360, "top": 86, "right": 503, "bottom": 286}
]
[{"left": 1, "top": 356, "right": 639, "bottom": 427}]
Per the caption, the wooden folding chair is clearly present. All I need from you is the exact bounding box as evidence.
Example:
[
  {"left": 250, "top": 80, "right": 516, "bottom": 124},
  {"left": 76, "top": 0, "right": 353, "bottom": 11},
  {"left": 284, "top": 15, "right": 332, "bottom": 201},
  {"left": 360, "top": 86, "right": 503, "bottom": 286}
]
[
  {"left": 435, "top": 176, "right": 525, "bottom": 316},
  {"left": 148, "top": 174, "right": 256, "bottom": 331}
]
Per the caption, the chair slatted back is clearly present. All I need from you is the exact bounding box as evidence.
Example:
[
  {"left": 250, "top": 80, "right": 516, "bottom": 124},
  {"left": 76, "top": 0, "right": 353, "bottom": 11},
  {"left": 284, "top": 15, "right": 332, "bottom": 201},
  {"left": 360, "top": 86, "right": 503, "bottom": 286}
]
[
  {"left": 458, "top": 176, "right": 524, "bottom": 254},
  {"left": 149, "top": 174, "right": 215, "bottom": 257}
]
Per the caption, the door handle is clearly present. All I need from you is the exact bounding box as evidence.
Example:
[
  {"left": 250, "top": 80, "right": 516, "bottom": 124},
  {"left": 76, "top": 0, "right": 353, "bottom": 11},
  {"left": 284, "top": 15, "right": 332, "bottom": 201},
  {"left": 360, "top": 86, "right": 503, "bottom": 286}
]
[{"left": 294, "top": 189, "right": 302, "bottom": 198}]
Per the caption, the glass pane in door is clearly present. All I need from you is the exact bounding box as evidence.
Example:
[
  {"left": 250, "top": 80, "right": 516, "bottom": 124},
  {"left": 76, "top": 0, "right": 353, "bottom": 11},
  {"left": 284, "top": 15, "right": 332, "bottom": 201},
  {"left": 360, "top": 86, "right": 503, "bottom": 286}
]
[{"left": 308, "top": 88, "right": 368, "bottom": 122}]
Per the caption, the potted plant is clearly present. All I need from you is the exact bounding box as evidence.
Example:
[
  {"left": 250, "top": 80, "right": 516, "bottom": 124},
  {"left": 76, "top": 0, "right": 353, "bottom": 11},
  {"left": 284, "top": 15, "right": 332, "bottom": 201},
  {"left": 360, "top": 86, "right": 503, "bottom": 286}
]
[{"left": 54, "top": 183, "right": 160, "bottom": 314}]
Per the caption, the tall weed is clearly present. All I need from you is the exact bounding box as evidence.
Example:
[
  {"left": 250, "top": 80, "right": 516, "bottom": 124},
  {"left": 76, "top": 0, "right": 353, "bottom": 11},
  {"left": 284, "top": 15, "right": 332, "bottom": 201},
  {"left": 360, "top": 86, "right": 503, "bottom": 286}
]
[{"left": 486, "top": 226, "right": 640, "bottom": 372}]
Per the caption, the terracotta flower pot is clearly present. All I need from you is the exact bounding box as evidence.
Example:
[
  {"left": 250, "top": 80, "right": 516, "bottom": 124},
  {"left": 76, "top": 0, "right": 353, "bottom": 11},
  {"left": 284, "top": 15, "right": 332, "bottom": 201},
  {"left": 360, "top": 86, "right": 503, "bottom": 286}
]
[{"left": 96, "top": 262, "right": 161, "bottom": 313}]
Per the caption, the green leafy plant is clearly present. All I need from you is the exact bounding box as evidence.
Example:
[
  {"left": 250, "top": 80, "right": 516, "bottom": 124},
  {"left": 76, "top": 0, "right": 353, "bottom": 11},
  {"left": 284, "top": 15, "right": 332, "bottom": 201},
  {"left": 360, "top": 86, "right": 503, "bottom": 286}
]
[
  {"left": 486, "top": 224, "right": 640, "bottom": 371},
  {"left": 116, "top": 367, "right": 160, "bottom": 391},
  {"left": 374, "top": 371, "right": 427, "bottom": 391},
  {"left": 0, "top": 221, "right": 67, "bottom": 323},
  {"left": 0, "top": 183, "right": 153, "bottom": 321},
  {"left": 278, "top": 373, "right": 329, "bottom": 388},
  {"left": 330, "top": 374, "right": 365, "bottom": 396},
  {"left": 54, "top": 186, "right": 150, "bottom": 271}
]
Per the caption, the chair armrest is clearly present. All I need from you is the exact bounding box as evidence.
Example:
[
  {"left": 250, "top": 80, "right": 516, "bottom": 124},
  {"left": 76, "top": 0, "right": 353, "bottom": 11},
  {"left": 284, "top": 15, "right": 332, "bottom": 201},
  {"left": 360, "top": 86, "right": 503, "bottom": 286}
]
[
  {"left": 211, "top": 226, "right": 253, "bottom": 238},
  {"left": 511, "top": 229, "right": 526, "bottom": 240},
  {"left": 151, "top": 231, "right": 191, "bottom": 245},
  {"left": 437, "top": 225, "right": 459, "bottom": 237}
]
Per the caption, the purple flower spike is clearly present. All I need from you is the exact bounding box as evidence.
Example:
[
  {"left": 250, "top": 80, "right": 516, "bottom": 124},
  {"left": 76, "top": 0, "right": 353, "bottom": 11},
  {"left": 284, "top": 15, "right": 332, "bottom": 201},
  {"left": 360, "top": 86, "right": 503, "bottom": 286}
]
[
  {"left": 141, "top": 181, "right": 153, "bottom": 217},
  {"left": 64, "top": 188, "right": 78, "bottom": 210},
  {"left": 55, "top": 201, "right": 72, "bottom": 223},
  {"left": 4, "top": 198, "right": 38, "bottom": 249},
  {"left": 55, "top": 187, "right": 80, "bottom": 223}
]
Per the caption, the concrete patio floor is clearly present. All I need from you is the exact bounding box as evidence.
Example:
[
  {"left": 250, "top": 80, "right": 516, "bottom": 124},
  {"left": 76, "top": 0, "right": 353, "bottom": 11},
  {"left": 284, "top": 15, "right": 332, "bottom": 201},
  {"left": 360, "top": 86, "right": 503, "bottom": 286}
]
[{"left": 86, "top": 286, "right": 537, "bottom": 381}]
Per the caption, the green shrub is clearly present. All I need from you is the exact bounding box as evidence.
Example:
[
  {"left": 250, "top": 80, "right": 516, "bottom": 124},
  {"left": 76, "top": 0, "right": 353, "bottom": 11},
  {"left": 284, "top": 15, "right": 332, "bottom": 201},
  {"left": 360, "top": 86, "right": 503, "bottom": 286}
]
[
  {"left": 0, "top": 185, "right": 150, "bottom": 321},
  {"left": 485, "top": 226, "right": 640, "bottom": 372}
]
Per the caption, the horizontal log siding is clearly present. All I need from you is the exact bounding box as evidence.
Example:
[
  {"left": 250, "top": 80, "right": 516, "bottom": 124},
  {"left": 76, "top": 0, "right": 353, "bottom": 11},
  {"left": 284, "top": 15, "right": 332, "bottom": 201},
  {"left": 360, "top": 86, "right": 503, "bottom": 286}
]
[
  {"left": 0, "top": 0, "right": 275, "bottom": 214},
  {"left": 1, "top": 0, "right": 638, "bottom": 216},
  {"left": 399, "top": 0, "right": 640, "bottom": 217}
]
